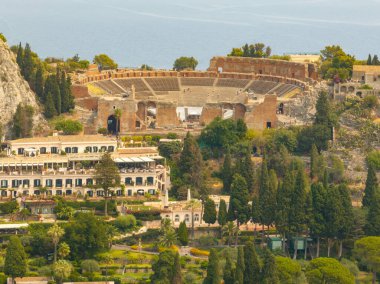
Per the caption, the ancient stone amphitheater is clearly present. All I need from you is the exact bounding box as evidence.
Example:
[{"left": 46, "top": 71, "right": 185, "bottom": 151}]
[{"left": 71, "top": 56, "right": 318, "bottom": 134}]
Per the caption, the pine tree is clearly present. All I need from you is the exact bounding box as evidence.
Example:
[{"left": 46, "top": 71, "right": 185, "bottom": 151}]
[
  {"left": 22, "top": 43, "right": 34, "bottom": 82},
  {"left": 251, "top": 196, "right": 261, "bottom": 232},
  {"left": 203, "top": 249, "right": 219, "bottom": 284},
  {"left": 235, "top": 246, "right": 245, "bottom": 284},
  {"left": 364, "top": 188, "right": 380, "bottom": 236},
  {"left": 223, "top": 254, "right": 235, "bottom": 284},
  {"left": 310, "top": 182, "right": 327, "bottom": 257},
  {"left": 373, "top": 55, "right": 380, "bottom": 65},
  {"left": 16, "top": 42, "right": 23, "bottom": 70},
  {"left": 178, "top": 221, "right": 188, "bottom": 246},
  {"left": 222, "top": 149, "right": 233, "bottom": 193},
  {"left": 235, "top": 150, "right": 254, "bottom": 192},
  {"left": 34, "top": 65, "right": 44, "bottom": 100},
  {"left": 363, "top": 164, "right": 378, "bottom": 208},
  {"left": 217, "top": 199, "right": 227, "bottom": 227},
  {"left": 262, "top": 248, "right": 279, "bottom": 284},
  {"left": 367, "top": 54, "right": 372, "bottom": 65},
  {"left": 45, "top": 92, "right": 57, "bottom": 118},
  {"left": 13, "top": 104, "right": 34, "bottom": 138},
  {"left": 171, "top": 253, "right": 183, "bottom": 284},
  {"left": 243, "top": 242, "right": 261, "bottom": 284},
  {"left": 310, "top": 144, "right": 318, "bottom": 179},
  {"left": 259, "top": 160, "right": 277, "bottom": 230},
  {"left": 4, "top": 236, "right": 27, "bottom": 281},
  {"left": 203, "top": 198, "right": 217, "bottom": 226}
]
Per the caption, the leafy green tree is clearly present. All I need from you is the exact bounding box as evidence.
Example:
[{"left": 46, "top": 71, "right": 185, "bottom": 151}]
[
  {"left": 310, "top": 182, "right": 327, "bottom": 257},
  {"left": 203, "top": 198, "right": 217, "bottom": 227},
  {"left": 178, "top": 221, "right": 189, "bottom": 246},
  {"left": 158, "top": 141, "right": 182, "bottom": 160},
  {"left": 222, "top": 221, "right": 238, "bottom": 247},
  {"left": 203, "top": 248, "right": 219, "bottom": 284},
  {"left": 364, "top": 189, "right": 380, "bottom": 236},
  {"left": 81, "top": 259, "right": 100, "bottom": 280},
  {"left": 362, "top": 164, "right": 378, "bottom": 208},
  {"left": 63, "top": 213, "right": 111, "bottom": 259},
  {"left": 150, "top": 250, "right": 176, "bottom": 283},
  {"left": 13, "top": 104, "right": 34, "bottom": 138},
  {"left": 354, "top": 236, "right": 380, "bottom": 284},
  {"left": 48, "top": 223, "right": 65, "bottom": 263},
  {"left": 173, "top": 56, "right": 198, "bottom": 71},
  {"left": 53, "top": 260, "right": 73, "bottom": 284},
  {"left": 57, "top": 242, "right": 70, "bottom": 260},
  {"left": 94, "top": 152, "right": 121, "bottom": 216},
  {"left": 4, "top": 236, "right": 27, "bottom": 281},
  {"left": 55, "top": 119, "right": 83, "bottom": 135},
  {"left": 218, "top": 199, "right": 228, "bottom": 229},
  {"left": 275, "top": 256, "right": 302, "bottom": 284},
  {"left": 272, "top": 128, "right": 297, "bottom": 153},
  {"left": 114, "top": 215, "right": 137, "bottom": 232},
  {"left": 0, "top": 33, "right": 7, "bottom": 42},
  {"left": 227, "top": 174, "right": 250, "bottom": 245},
  {"left": 243, "top": 242, "right": 261, "bottom": 284},
  {"left": 93, "top": 54, "right": 118, "bottom": 70},
  {"left": 223, "top": 254, "right": 235, "bottom": 284},
  {"left": 228, "top": 48, "right": 243, "bottom": 57},
  {"left": 319, "top": 45, "right": 355, "bottom": 81},
  {"left": 172, "top": 253, "right": 183, "bottom": 284},
  {"left": 262, "top": 248, "right": 279, "bottom": 284},
  {"left": 222, "top": 149, "right": 233, "bottom": 193},
  {"left": 306, "top": 258, "right": 354, "bottom": 284},
  {"left": 235, "top": 246, "right": 245, "bottom": 284}
]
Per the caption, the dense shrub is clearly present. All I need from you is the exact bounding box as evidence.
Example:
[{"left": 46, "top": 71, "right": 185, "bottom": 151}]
[
  {"left": 0, "top": 201, "right": 19, "bottom": 214},
  {"left": 113, "top": 215, "right": 137, "bottom": 232},
  {"left": 55, "top": 119, "right": 83, "bottom": 135},
  {"left": 189, "top": 248, "right": 210, "bottom": 257}
]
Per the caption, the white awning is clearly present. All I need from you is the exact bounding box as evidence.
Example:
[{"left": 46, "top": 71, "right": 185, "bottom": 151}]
[
  {"left": 130, "top": 157, "right": 143, "bottom": 162},
  {"left": 140, "top": 157, "right": 154, "bottom": 162},
  {"left": 121, "top": 157, "right": 133, "bottom": 163},
  {"left": 114, "top": 158, "right": 124, "bottom": 163}
]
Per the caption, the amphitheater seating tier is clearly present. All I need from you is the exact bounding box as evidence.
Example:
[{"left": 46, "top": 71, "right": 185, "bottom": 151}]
[
  {"left": 216, "top": 78, "right": 250, "bottom": 88},
  {"left": 93, "top": 80, "right": 125, "bottom": 95},
  {"left": 247, "top": 81, "right": 280, "bottom": 94},
  {"left": 180, "top": 77, "right": 215, "bottom": 86},
  {"left": 114, "top": 78, "right": 150, "bottom": 92},
  {"left": 270, "top": 84, "right": 298, "bottom": 97},
  {"left": 144, "top": 78, "right": 180, "bottom": 92}
]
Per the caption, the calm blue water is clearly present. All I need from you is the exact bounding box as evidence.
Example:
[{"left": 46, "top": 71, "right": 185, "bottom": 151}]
[{"left": 1, "top": 0, "right": 379, "bottom": 69}]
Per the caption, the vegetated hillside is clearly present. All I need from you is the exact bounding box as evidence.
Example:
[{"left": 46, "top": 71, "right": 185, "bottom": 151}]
[{"left": 0, "top": 40, "right": 46, "bottom": 137}]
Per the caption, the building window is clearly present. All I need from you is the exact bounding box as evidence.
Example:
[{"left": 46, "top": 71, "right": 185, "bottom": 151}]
[
  {"left": 34, "top": 190, "right": 40, "bottom": 195},
  {"left": 125, "top": 177, "right": 133, "bottom": 185},
  {"left": 1, "top": 190, "right": 7, "bottom": 197},
  {"left": 75, "top": 179, "right": 82, "bottom": 187},
  {"left": 136, "top": 177, "right": 143, "bottom": 185},
  {"left": 86, "top": 178, "right": 93, "bottom": 186},
  {"left": 40, "top": 147, "right": 47, "bottom": 154},
  {"left": 51, "top": 147, "right": 58, "bottom": 154},
  {"left": 66, "top": 179, "right": 72, "bottom": 186},
  {"left": 175, "top": 215, "right": 180, "bottom": 222},
  {"left": 1, "top": 180, "right": 8, "bottom": 188},
  {"left": 46, "top": 179, "right": 53, "bottom": 187},
  {"left": 116, "top": 190, "right": 123, "bottom": 196},
  {"left": 85, "top": 146, "right": 92, "bottom": 153},
  {"left": 18, "top": 148, "right": 24, "bottom": 155},
  {"left": 12, "top": 180, "right": 20, "bottom": 188},
  {"left": 56, "top": 190, "right": 62, "bottom": 195},
  {"left": 72, "top": 147, "right": 78, "bottom": 154},
  {"left": 148, "top": 189, "right": 155, "bottom": 195},
  {"left": 147, "top": 177, "right": 154, "bottom": 185},
  {"left": 100, "top": 146, "right": 107, "bottom": 152},
  {"left": 137, "top": 189, "right": 144, "bottom": 196},
  {"left": 65, "top": 147, "right": 71, "bottom": 154},
  {"left": 194, "top": 214, "right": 200, "bottom": 222},
  {"left": 108, "top": 146, "right": 114, "bottom": 152},
  {"left": 22, "top": 180, "right": 29, "bottom": 187},
  {"left": 127, "top": 189, "right": 132, "bottom": 196},
  {"left": 66, "top": 190, "right": 72, "bottom": 195},
  {"left": 93, "top": 146, "right": 98, "bottom": 153},
  {"left": 165, "top": 215, "right": 170, "bottom": 219},
  {"left": 56, "top": 179, "right": 63, "bottom": 187},
  {"left": 266, "top": 121, "right": 272, "bottom": 129},
  {"left": 185, "top": 214, "right": 190, "bottom": 223},
  {"left": 34, "top": 179, "right": 41, "bottom": 187}
]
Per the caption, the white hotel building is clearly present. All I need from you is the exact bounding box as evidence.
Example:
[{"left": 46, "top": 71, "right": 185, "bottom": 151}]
[{"left": 0, "top": 135, "right": 169, "bottom": 198}]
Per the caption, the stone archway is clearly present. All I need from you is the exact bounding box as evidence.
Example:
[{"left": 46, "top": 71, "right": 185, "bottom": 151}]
[
  {"left": 107, "top": 115, "right": 120, "bottom": 134},
  {"left": 222, "top": 103, "right": 234, "bottom": 119}
]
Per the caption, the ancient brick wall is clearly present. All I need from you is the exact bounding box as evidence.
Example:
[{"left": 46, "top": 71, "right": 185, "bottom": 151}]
[
  {"left": 97, "top": 99, "right": 137, "bottom": 132},
  {"left": 208, "top": 56, "right": 317, "bottom": 81},
  {"left": 71, "top": 85, "right": 90, "bottom": 98},
  {"left": 199, "top": 104, "right": 223, "bottom": 125},
  {"left": 156, "top": 103, "right": 180, "bottom": 127},
  {"left": 76, "top": 97, "right": 98, "bottom": 111},
  {"left": 244, "top": 95, "right": 278, "bottom": 130}
]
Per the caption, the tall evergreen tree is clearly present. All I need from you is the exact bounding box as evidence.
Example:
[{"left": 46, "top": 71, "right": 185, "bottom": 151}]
[
  {"left": 310, "top": 182, "right": 327, "bottom": 257},
  {"left": 22, "top": 43, "right": 34, "bottom": 82},
  {"left": 235, "top": 150, "right": 254, "bottom": 192},
  {"left": 203, "top": 249, "right": 219, "bottom": 284},
  {"left": 243, "top": 242, "right": 261, "bottom": 284},
  {"left": 177, "top": 221, "right": 188, "bottom": 246},
  {"left": 251, "top": 195, "right": 261, "bottom": 232},
  {"left": 44, "top": 92, "right": 57, "bottom": 118},
  {"left": 222, "top": 149, "right": 233, "bottom": 193},
  {"left": 259, "top": 160, "right": 277, "bottom": 230},
  {"left": 364, "top": 188, "right": 380, "bottom": 236},
  {"left": 310, "top": 144, "right": 319, "bottom": 179},
  {"left": 262, "top": 249, "right": 279, "bottom": 284},
  {"left": 34, "top": 65, "right": 44, "bottom": 100},
  {"left": 150, "top": 250, "right": 176, "bottom": 283},
  {"left": 16, "top": 42, "right": 23, "bottom": 70},
  {"left": 4, "top": 236, "right": 27, "bottom": 281},
  {"left": 367, "top": 54, "right": 372, "bottom": 65},
  {"left": 172, "top": 253, "right": 183, "bottom": 284},
  {"left": 217, "top": 199, "right": 227, "bottom": 227},
  {"left": 235, "top": 246, "right": 245, "bottom": 284},
  {"left": 13, "top": 104, "right": 34, "bottom": 138},
  {"left": 203, "top": 198, "right": 217, "bottom": 227},
  {"left": 337, "top": 184, "right": 354, "bottom": 258},
  {"left": 373, "top": 55, "right": 380, "bottom": 65},
  {"left": 362, "top": 164, "right": 378, "bottom": 208},
  {"left": 223, "top": 254, "right": 235, "bottom": 284}
]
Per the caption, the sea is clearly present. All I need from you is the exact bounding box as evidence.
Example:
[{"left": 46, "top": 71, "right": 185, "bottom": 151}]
[{"left": 1, "top": 0, "right": 379, "bottom": 69}]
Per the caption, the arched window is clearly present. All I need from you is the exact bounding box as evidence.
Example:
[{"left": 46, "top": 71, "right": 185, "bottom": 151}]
[
  {"left": 194, "top": 214, "right": 200, "bottom": 222},
  {"left": 185, "top": 214, "right": 190, "bottom": 223},
  {"left": 175, "top": 215, "right": 180, "bottom": 222}
]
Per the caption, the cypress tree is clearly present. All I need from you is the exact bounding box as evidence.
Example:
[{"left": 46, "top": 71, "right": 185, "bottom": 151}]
[
  {"left": 4, "top": 236, "right": 27, "bottom": 281},
  {"left": 337, "top": 184, "right": 354, "bottom": 258},
  {"left": 22, "top": 43, "right": 34, "bottom": 82},
  {"left": 171, "top": 253, "right": 183, "bottom": 284},
  {"left": 217, "top": 199, "right": 227, "bottom": 227},
  {"left": 66, "top": 76, "right": 75, "bottom": 110},
  {"left": 251, "top": 196, "right": 261, "bottom": 231},
  {"left": 373, "top": 55, "right": 380, "bottom": 65},
  {"left": 16, "top": 42, "right": 23, "bottom": 70},
  {"left": 60, "top": 71, "right": 69, "bottom": 112},
  {"left": 34, "top": 65, "right": 44, "bottom": 101},
  {"left": 259, "top": 159, "right": 277, "bottom": 230},
  {"left": 223, "top": 254, "right": 235, "bottom": 284},
  {"left": 222, "top": 149, "right": 233, "bottom": 193},
  {"left": 364, "top": 188, "right": 380, "bottom": 236},
  {"left": 367, "top": 54, "right": 372, "bottom": 65},
  {"left": 310, "top": 144, "right": 318, "bottom": 179},
  {"left": 315, "top": 92, "right": 332, "bottom": 128},
  {"left": 235, "top": 246, "right": 245, "bottom": 284},
  {"left": 235, "top": 151, "right": 254, "bottom": 192},
  {"left": 203, "top": 248, "right": 219, "bottom": 284},
  {"left": 261, "top": 248, "right": 279, "bottom": 284},
  {"left": 203, "top": 198, "right": 217, "bottom": 226},
  {"left": 363, "top": 164, "right": 378, "bottom": 208},
  {"left": 310, "top": 182, "right": 327, "bottom": 257},
  {"left": 177, "top": 221, "right": 188, "bottom": 246},
  {"left": 45, "top": 92, "right": 57, "bottom": 118},
  {"left": 243, "top": 242, "right": 261, "bottom": 284}
]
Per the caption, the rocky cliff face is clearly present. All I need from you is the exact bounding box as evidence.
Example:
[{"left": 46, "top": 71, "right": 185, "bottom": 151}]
[{"left": 0, "top": 40, "right": 46, "bottom": 137}]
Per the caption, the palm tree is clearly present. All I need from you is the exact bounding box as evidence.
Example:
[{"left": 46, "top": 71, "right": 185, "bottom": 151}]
[
  {"left": 222, "top": 221, "right": 240, "bottom": 247},
  {"left": 114, "top": 108, "right": 122, "bottom": 137},
  {"left": 185, "top": 199, "right": 201, "bottom": 240},
  {"left": 158, "top": 219, "right": 177, "bottom": 247},
  {"left": 48, "top": 223, "right": 65, "bottom": 263}
]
